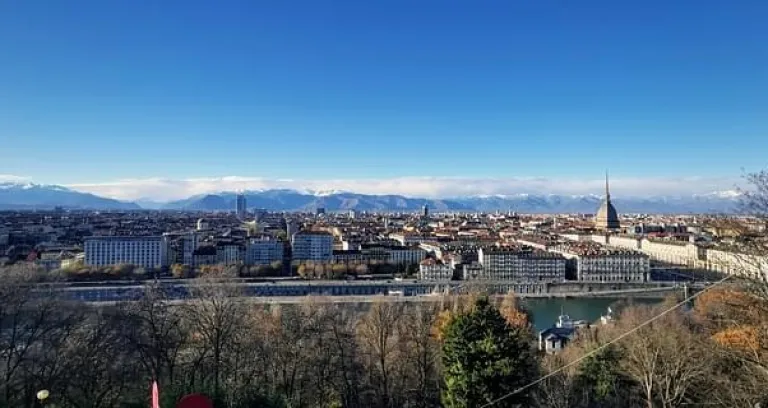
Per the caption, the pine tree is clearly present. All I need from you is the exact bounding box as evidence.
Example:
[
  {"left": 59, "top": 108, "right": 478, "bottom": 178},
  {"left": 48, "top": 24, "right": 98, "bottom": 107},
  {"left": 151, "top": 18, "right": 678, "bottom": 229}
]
[{"left": 441, "top": 297, "right": 538, "bottom": 408}]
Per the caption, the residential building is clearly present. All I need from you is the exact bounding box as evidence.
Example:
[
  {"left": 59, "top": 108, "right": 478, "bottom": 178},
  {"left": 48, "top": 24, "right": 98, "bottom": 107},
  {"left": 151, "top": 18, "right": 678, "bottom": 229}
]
[
  {"left": 84, "top": 236, "right": 168, "bottom": 268},
  {"left": 474, "top": 247, "right": 566, "bottom": 281},
  {"left": 419, "top": 258, "right": 453, "bottom": 280},
  {"left": 552, "top": 241, "right": 649, "bottom": 282},
  {"left": 216, "top": 243, "right": 244, "bottom": 265},
  {"left": 193, "top": 246, "right": 217, "bottom": 266},
  {"left": 182, "top": 232, "right": 199, "bottom": 266},
  {"left": 245, "top": 236, "right": 284, "bottom": 265},
  {"left": 292, "top": 231, "right": 333, "bottom": 261},
  {"left": 386, "top": 247, "right": 427, "bottom": 265}
]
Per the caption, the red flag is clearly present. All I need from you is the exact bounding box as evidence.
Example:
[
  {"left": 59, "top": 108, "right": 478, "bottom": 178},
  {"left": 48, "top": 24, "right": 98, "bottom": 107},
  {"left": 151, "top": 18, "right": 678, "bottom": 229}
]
[{"left": 151, "top": 381, "right": 159, "bottom": 408}]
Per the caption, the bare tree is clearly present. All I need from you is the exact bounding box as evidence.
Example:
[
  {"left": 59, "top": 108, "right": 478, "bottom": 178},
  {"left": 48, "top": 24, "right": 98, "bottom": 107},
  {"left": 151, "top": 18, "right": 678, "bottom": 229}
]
[
  {"left": 182, "top": 280, "right": 247, "bottom": 399},
  {"left": 396, "top": 303, "right": 441, "bottom": 407},
  {"left": 357, "top": 299, "right": 404, "bottom": 408},
  {"left": 618, "top": 304, "right": 711, "bottom": 408},
  {"left": 121, "top": 284, "right": 187, "bottom": 386}
]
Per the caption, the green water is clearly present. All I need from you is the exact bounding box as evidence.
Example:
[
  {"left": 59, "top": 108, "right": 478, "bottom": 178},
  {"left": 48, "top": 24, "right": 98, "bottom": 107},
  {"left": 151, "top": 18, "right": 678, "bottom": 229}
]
[{"left": 523, "top": 298, "right": 661, "bottom": 332}]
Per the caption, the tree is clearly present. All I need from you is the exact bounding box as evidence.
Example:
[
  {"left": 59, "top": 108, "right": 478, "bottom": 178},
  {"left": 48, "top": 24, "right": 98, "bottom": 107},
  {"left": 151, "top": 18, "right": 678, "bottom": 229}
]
[
  {"left": 574, "top": 344, "right": 636, "bottom": 407},
  {"left": 397, "top": 303, "right": 441, "bottom": 407},
  {"left": 120, "top": 284, "right": 187, "bottom": 387},
  {"left": 357, "top": 300, "right": 403, "bottom": 408},
  {"left": 618, "top": 303, "right": 710, "bottom": 408},
  {"left": 441, "top": 296, "right": 538, "bottom": 408},
  {"left": 498, "top": 292, "right": 530, "bottom": 330},
  {"left": 183, "top": 281, "right": 247, "bottom": 399}
]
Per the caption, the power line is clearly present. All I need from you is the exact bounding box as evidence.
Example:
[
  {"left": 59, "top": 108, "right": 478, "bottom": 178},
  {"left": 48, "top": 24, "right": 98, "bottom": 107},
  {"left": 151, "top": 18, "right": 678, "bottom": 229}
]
[{"left": 479, "top": 274, "right": 734, "bottom": 408}]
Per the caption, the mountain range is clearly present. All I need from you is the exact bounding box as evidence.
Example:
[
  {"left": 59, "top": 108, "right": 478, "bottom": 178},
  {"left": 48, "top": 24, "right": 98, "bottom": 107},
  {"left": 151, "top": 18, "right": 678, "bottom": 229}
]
[
  {"left": 0, "top": 182, "right": 740, "bottom": 213},
  {"left": 0, "top": 183, "right": 140, "bottom": 210}
]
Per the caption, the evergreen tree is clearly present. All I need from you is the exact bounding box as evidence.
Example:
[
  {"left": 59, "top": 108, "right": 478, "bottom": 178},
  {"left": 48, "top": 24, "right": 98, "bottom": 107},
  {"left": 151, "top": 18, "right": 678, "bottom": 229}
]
[
  {"left": 574, "top": 344, "right": 636, "bottom": 407},
  {"left": 441, "top": 297, "right": 538, "bottom": 408}
]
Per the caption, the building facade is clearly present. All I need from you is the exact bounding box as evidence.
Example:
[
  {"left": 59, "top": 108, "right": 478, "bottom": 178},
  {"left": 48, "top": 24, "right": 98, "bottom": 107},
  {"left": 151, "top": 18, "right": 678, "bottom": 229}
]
[
  {"left": 292, "top": 231, "right": 333, "bottom": 261},
  {"left": 245, "top": 237, "right": 284, "bottom": 265},
  {"left": 475, "top": 247, "right": 566, "bottom": 281},
  {"left": 419, "top": 258, "right": 452, "bottom": 280},
  {"left": 387, "top": 247, "right": 427, "bottom": 265},
  {"left": 84, "top": 236, "right": 167, "bottom": 268},
  {"left": 216, "top": 244, "right": 244, "bottom": 265},
  {"left": 236, "top": 193, "right": 247, "bottom": 219}
]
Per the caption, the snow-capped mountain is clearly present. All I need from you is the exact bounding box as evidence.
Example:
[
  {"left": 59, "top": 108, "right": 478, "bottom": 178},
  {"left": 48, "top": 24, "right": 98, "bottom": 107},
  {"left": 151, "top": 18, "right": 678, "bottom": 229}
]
[
  {"left": 0, "top": 182, "right": 139, "bottom": 210},
  {"left": 160, "top": 190, "right": 738, "bottom": 213},
  {"left": 0, "top": 183, "right": 741, "bottom": 213}
]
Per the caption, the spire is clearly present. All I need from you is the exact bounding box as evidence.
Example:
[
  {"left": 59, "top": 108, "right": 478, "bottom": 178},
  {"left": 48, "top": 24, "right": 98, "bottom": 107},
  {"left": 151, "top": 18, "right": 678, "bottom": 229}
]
[{"left": 605, "top": 170, "right": 611, "bottom": 201}]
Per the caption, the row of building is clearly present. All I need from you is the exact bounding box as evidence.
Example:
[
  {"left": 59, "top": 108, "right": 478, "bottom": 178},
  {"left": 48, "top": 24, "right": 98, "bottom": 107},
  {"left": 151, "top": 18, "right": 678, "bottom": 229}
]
[{"left": 418, "top": 241, "right": 651, "bottom": 283}]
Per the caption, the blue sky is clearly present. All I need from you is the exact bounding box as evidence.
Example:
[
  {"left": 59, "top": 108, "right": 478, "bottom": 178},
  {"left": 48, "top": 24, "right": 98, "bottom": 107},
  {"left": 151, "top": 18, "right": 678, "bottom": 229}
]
[{"left": 1, "top": 1, "right": 766, "bottom": 199}]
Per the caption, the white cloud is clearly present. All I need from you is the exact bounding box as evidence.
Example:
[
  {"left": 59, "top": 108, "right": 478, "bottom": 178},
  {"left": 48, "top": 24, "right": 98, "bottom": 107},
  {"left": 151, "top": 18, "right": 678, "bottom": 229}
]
[
  {"left": 64, "top": 175, "right": 741, "bottom": 202},
  {"left": 0, "top": 174, "right": 30, "bottom": 182}
]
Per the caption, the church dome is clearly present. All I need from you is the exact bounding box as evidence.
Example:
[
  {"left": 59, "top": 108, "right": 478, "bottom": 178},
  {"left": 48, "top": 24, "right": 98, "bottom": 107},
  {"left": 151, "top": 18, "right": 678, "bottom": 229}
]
[{"left": 595, "top": 199, "right": 620, "bottom": 230}]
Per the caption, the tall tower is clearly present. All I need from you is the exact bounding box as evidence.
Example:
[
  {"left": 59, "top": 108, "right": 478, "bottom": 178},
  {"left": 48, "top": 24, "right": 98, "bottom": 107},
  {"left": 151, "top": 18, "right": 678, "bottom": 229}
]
[
  {"left": 235, "top": 192, "right": 247, "bottom": 219},
  {"left": 422, "top": 203, "right": 429, "bottom": 218},
  {"left": 595, "top": 171, "right": 620, "bottom": 230}
]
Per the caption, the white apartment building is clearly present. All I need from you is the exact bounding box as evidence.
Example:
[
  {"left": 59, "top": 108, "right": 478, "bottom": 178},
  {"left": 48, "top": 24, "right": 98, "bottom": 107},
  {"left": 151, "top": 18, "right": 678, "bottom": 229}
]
[
  {"left": 637, "top": 238, "right": 701, "bottom": 267},
  {"left": 705, "top": 248, "right": 768, "bottom": 280},
  {"left": 84, "top": 236, "right": 167, "bottom": 268},
  {"left": 292, "top": 231, "right": 333, "bottom": 261},
  {"left": 576, "top": 254, "right": 649, "bottom": 282},
  {"left": 245, "top": 237, "right": 284, "bottom": 265},
  {"left": 552, "top": 242, "right": 649, "bottom": 282},
  {"left": 419, "top": 258, "right": 453, "bottom": 280},
  {"left": 387, "top": 247, "right": 427, "bottom": 265},
  {"left": 475, "top": 248, "right": 566, "bottom": 281}
]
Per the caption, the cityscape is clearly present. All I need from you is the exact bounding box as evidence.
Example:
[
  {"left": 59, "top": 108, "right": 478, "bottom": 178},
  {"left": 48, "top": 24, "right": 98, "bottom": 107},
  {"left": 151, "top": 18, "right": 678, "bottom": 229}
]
[{"left": 2, "top": 1, "right": 768, "bottom": 407}]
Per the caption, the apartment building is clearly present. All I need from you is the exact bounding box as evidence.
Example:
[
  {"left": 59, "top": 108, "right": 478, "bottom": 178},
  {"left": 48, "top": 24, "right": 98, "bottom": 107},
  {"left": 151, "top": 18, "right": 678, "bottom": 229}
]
[
  {"left": 216, "top": 243, "right": 244, "bottom": 265},
  {"left": 245, "top": 237, "right": 284, "bottom": 265},
  {"left": 84, "top": 236, "right": 167, "bottom": 268},
  {"left": 475, "top": 247, "right": 566, "bottom": 281},
  {"left": 419, "top": 258, "right": 453, "bottom": 280},
  {"left": 292, "top": 231, "right": 333, "bottom": 261},
  {"left": 552, "top": 241, "right": 649, "bottom": 282},
  {"left": 386, "top": 247, "right": 427, "bottom": 265}
]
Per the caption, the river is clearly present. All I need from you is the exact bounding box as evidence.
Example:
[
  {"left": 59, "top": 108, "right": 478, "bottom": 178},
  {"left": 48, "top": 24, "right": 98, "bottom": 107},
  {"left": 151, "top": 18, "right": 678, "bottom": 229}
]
[{"left": 523, "top": 297, "right": 661, "bottom": 332}]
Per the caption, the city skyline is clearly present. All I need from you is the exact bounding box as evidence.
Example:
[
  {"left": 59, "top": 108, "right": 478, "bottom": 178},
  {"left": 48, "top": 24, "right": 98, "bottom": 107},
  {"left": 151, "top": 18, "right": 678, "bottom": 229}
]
[{"left": 2, "top": 1, "right": 767, "bottom": 185}]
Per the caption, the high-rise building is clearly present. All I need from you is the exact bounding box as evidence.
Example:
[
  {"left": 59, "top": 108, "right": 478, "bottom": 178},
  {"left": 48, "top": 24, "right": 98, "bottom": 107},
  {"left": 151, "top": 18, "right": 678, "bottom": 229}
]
[
  {"left": 315, "top": 207, "right": 326, "bottom": 216},
  {"left": 84, "top": 236, "right": 168, "bottom": 268},
  {"left": 422, "top": 204, "right": 429, "bottom": 217},
  {"left": 595, "top": 172, "right": 620, "bottom": 230},
  {"left": 236, "top": 193, "right": 247, "bottom": 219}
]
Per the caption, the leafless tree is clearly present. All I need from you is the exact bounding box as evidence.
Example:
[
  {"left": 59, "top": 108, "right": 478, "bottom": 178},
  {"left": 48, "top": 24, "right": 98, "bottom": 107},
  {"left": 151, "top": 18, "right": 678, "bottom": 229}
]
[
  {"left": 182, "top": 280, "right": 247, "bottom": 398},
  {"left": 120, "top": 283, "right": 187, "bottom": 386},
  {"left": 357, "top": 299, "right": 404, "bottom": 408},
  {"left": 396, "top": 303, "right": 441, "bottom": 407},
  {"left": 618, "top": 304, "right": 711, "bottom": 408}
]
